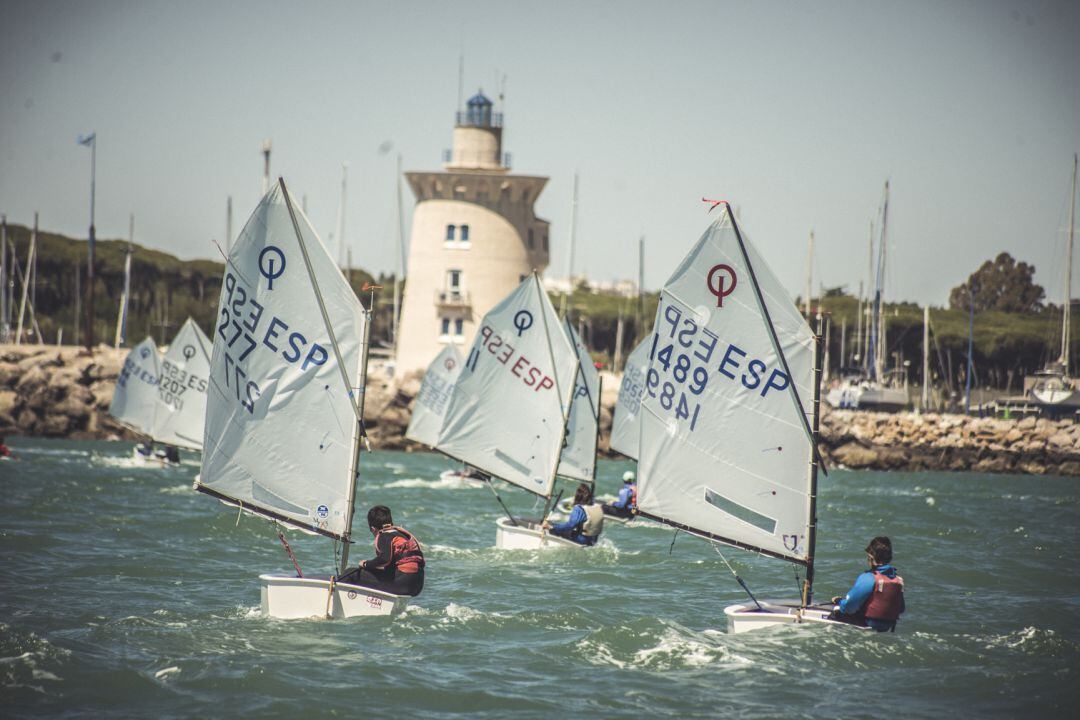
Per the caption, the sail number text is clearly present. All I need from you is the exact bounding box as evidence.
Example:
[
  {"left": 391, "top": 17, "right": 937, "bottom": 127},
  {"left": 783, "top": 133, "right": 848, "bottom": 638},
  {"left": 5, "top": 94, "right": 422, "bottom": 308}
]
[
  {"left": 465, "top": 323, "right": 556, "bottom": 392},
  {"left": 214, "top": 271, "right": 334, "bottom": 414},
  {"left": 157, "top": 359, "right": 207, "bottom": 412},
  {"left": 647, "top": 303, "right": 790, "bottom": 432}
]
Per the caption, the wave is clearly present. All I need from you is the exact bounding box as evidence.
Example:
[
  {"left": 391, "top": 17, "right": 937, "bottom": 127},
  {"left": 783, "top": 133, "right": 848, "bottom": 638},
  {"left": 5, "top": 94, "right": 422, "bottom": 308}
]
[{"left": 382, "top": 477, "right": 486, "bottom": 490}]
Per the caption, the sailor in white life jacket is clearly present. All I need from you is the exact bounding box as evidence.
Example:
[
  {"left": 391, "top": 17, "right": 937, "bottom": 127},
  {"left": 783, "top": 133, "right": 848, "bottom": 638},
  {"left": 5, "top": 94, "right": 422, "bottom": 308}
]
[{"left": 543, "top": 483, "right": 604, "bottom": 546}]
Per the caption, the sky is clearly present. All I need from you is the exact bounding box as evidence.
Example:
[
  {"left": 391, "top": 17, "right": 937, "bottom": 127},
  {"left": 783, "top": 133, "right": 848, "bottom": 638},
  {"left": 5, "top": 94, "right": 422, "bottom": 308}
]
[{"left": 1, "top": 0, "right": 1079, "bottom": 308}]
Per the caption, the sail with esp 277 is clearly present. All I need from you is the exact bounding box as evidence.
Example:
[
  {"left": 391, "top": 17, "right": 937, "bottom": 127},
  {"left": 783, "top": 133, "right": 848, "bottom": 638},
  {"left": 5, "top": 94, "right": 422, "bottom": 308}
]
[
  {"left": 636, "top": 207, "right": 817, "bottom": 563},
  {"left": 196, "top": 183, "right": 368, "bottom": 540}
]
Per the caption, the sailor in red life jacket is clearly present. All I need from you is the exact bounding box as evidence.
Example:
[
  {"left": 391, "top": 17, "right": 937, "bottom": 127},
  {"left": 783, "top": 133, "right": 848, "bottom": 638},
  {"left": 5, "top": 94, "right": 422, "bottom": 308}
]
[
  {"left": 336, "top": 505, "right": 425, "bottom": 597},
  {"left": 0, "top": 436, "right": 13, "bottom": 460},
  {"left": 830, "top": 536, "right": 905, "bottom": 632}
]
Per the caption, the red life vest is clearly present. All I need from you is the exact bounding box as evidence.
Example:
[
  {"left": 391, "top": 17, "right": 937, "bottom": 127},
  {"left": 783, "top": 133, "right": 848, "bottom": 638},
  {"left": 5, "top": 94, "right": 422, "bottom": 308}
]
[
  {"left": 863, "top": 570, "right": 904, "bottom": 621},
  {"left": 628, "top": 484, "right": 637, "bottom": 508},
  {"left": 373, "top": 526, "right": 425, "bottom": 574}
]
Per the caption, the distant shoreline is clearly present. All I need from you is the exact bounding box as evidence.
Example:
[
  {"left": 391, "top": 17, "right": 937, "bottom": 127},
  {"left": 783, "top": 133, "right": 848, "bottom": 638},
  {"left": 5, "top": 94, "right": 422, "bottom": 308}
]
[{"left": 1, "top": 343, "right": 1077, "bottom": 476}]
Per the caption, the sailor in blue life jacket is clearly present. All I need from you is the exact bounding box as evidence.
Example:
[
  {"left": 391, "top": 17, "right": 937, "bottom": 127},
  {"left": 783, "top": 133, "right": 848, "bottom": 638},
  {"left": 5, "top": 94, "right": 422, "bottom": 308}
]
[
  {"left": 829, "top": 536, "right": 906, "bottom": 632},
  {"left": 542, "top": 483, "right": 604, "bottom": 546},
  {"left": 602, "top": 471, "right": 637, "bottom": 519}
]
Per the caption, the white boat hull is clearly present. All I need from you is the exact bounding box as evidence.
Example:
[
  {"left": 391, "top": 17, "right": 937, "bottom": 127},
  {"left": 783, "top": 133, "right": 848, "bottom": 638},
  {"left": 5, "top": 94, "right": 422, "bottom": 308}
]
[
  {"left": 494, "top": 516, "right": 584, "bottom": 550},
  {"left": 724, "top": 599, "right": 871, "bottom": 633},
  {"left": 259, "top": 573, "right": 411, "bottom": 619},
  {"left": 438, "top": 469, "right": 487, "bottom": 488}
]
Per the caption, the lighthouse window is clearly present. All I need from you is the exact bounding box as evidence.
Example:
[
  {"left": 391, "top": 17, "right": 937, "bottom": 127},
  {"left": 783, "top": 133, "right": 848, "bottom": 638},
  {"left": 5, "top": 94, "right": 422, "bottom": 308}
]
[
  {"left": 542, "top": 233, "right": 549, "bottom": 252},
  {"left": 441, "top": 317, "right": 450, "bottom": 335},
  {"left": 460, "top": 224, "right": 470, "bottom": 242},
  {"left": 527, "top": 228, "right": 535, "bottom": 249},
  {"left": 445, "top": 224, "right": 456, "bottom": 242},
  {"left": 454, "top": 318, "right": 464, "bottom": 336}
]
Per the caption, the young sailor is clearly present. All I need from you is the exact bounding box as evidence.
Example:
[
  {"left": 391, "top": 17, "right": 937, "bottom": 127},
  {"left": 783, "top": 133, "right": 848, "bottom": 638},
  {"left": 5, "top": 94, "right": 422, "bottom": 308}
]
[
  {"left": 603, "top": 471, "right": 638, "bottom": 518},
  {"left": 543, "top": 483, "right": 604, "bottom": 546},
  {"left": 337, "top": 505, "right": 425, "bottom": 597},
  {"left": 830, "top": 536, "right": 905, "bottom": 632},
  {"left": 0, "top": 436, "right": 12, "bottom": 460}
]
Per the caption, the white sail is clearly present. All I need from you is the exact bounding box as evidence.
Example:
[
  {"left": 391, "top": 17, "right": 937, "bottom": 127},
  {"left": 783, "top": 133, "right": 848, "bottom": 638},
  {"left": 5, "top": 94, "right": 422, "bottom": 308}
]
[
  {"left": 405, "top": 344, "right": 464, "bottom": 447},
  {"left": 555, "top": 320, "right": 599, "bottom": 482},
  {"left": 152, "top": 318, "right": 212, "bottom": 451},
  {"left": 197, "top": 183, "right": 367, "bottom": 539},
  {"left": 637, "top": 209, "right": 816, "bottom": 562},
  {"left": 109, "top": 336, "right": 163, "bottom": 436},
  {"left": 436, "top": 274, "right": 578, "bottom": 497},
  {"left": 610, "top": 335, "right": 651, "bottom": 460}
]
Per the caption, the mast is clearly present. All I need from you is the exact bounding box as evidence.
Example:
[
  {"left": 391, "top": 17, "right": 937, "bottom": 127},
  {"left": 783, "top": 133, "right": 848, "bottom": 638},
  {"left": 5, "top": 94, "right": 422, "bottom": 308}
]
[
  {"left": 115, "top": 214, "right": 133, "bottom": 349},
  {"left": 802, "top": 314, "right": 824, "bottom": 607},
  {"left": 15, "top": 213, "right": 36, "bottom": 346},
  {"left": 922, "top": 306, "right": 930, "bottom": 409},
  {"left": 564, "top": 172, "right": 579, "bottom": 316},
  {"left": 226, "top": 196, "right": 233, "bottom": 254},
  {"left": 336, "top": 163, "right": 348, "bottom": 271},
  {"left": 340, "top": 311, "right": 372, "bottom": 573},
  {"left": 261, "top": 140, "right": 272, "bottom": 194},
  {"left": 1062, "top": 153, "right": 1076, "bottom": 372},
  {"left": 804, "top": 231, "right": 813, "bottom": 318},
  {"left": 637, "top": 236, "right": 645, "bottom": 341},
  {"left": 392, "top": 153, "right": 405, "bottom": 353},
  {"left": 1, "top": 214, "right": 7, "bottom": 343}
]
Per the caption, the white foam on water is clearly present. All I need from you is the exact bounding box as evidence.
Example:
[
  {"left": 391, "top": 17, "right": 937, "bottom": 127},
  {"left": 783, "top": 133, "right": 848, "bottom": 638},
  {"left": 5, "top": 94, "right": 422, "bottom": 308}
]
[
  {"left": 154, "top": 666, "right": 181, "bottom": 680},
  {"left": 382, "top": 476, "right": 485, "bottom": 490},
  {"left": 159, "top": 485, "right": 192, "bottom": 495}
]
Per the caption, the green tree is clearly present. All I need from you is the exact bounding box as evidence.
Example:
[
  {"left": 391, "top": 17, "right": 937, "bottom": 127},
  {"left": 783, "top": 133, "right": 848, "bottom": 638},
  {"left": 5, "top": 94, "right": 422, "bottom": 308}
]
[{"left": 949, "top": 252, "right": 1044, "bottom": 312}]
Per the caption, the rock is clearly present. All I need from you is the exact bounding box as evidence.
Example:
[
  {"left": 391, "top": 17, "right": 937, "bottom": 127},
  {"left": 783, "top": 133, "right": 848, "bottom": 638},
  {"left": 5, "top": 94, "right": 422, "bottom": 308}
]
[
  {"left": 1048, "top": 432, "right": 1077, "bottom": 451},
  {"left": 40, "top": 414, "right": 70, "bottom": 435},
  {"left": 0, "top": 362, "right": 19, "bottom": 387},
  {"left": 973, "top": 455, "right": 1012, "bottom": 474},
  {"left": 14, "top": 365, "right": 46, "bottom": 395},
  {"left": 0, "top": 389, "right": 16, "bottom": 417},
  {"left": 832, "top": 441, "right": 879, "bottom": 468},
  {"left": 1016, "top": 415, "right": 1037, "bottom": 430},
  {"left": 16, "top": 408, "right": 39, "bottom": 433}
]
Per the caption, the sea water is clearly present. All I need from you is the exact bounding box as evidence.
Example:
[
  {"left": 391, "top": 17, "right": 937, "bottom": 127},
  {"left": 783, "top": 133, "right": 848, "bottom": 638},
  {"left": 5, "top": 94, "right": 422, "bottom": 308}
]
[{"left": 1, "top": 438, "right": 1077, "bottom": 717}]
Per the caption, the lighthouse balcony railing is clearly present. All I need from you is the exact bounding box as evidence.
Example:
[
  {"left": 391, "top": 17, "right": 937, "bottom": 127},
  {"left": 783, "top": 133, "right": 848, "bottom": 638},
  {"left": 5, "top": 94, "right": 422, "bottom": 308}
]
[
  {"left": 455, "top": 111, "right": 503, "bottom": 128},
  {"left": 441, "top": 149, "right": 512, "bottom": 169},
  {"left": 435, "top": 289, "right": 472, "bottom": 308}
]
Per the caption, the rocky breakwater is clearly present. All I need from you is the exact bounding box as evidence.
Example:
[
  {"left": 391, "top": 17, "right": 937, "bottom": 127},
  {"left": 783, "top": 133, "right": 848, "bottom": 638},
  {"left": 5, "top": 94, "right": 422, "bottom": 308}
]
[
  {"left": 821, "top": 408, "right": 1080, "bottom": 476},
  {"left": 0, "top": 344, "right": 130, "bottom": 440}
]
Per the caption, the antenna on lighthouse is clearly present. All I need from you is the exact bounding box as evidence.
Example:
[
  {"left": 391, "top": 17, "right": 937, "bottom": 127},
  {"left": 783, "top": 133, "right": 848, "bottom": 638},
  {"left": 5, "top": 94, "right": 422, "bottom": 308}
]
[{"left": 261, "top": 139, "right": 272, "bottom": 193}]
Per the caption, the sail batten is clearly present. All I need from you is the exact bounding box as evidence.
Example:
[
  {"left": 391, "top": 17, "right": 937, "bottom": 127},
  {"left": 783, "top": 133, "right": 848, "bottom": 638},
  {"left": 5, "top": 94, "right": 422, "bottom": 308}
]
[
  {"left": 435, "top": 274, "right": 578, "bottom": 498},
  {"left": 636, "top": 209, "right": 816, "bottom": 564},
  {"left": 197, "top": 183, "right": 367, "bottom": 540}
]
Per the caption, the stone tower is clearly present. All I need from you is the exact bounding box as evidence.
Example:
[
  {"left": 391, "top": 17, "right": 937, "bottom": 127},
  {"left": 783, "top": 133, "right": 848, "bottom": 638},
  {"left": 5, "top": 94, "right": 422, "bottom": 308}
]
[{"left": 395, "top": 90, "right": 551, "bottom": 374}]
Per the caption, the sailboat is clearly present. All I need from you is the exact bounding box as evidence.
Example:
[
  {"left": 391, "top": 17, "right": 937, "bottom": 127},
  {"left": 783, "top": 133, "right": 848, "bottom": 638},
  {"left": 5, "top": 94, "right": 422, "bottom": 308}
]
[
  {"left": 1027, "top": 153, "right": 1078, "bottom": 414},
  {"left": 433, "top": 273, "right": 584, "bottom": 550},
  {"left": 153, "top": 318, "right": 212, "bottom": 451},
  {"left": 194, "top": 179, "right": 410, "bottom": 619},
  {"left": 826, "top": 182, "right": 908, "bottom": 412},
  {"left": 635, "top": 204, "right": 853, "bottom": 633},
  {"left": 109, "top": 336, "right": 167, "bottom": 463},
  {"left": 404, "top": 345, "right": 482, "bottom": 486},
  {"left": 108, "top": 319, "right": 211, "bottom": 465}
]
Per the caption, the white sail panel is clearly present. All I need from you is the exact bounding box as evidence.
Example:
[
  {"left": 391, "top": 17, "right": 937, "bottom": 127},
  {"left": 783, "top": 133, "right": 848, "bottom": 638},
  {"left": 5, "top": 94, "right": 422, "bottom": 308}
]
[
  {"left": 109, "top": 337, "right": 162, "bottom": 436},
  {"left": 198, "top": 184, "right": 367, "bottom": 539},
  {"left": 636, "top": 211, "right": 816, "bottom": 562},
  {"left": 556, "top": 321, "right": 600, "bottom": 482},
  {"left": 610, "top": 335, "right": 651, "bottom": 460},
  {"left": 152, "top": 318, "right": 212, "bottom": 451},
  {"left": 436, "top": 275, "right": 578, "bottom": 497},
  {"left": 405, "top": 344, "right": 464, "bottom": 447}
]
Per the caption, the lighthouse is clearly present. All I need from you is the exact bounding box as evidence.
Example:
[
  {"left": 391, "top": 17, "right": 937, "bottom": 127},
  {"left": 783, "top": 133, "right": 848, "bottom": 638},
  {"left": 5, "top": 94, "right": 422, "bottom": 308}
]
[{"left": 395, "top": 90, "right": 551, "bottom": 374}]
